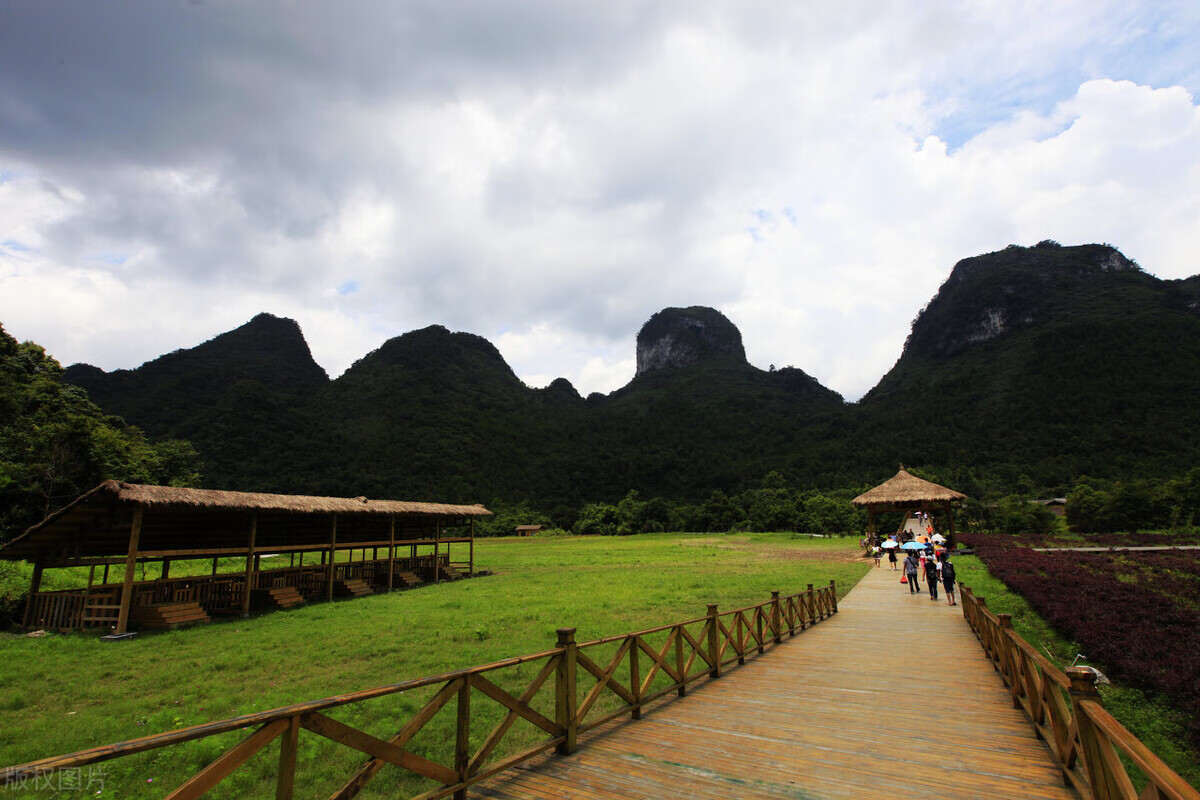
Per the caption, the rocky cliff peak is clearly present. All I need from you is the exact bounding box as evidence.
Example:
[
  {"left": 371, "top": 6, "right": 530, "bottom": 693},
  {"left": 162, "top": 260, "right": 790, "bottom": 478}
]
[
  {"left": 903, "top": 243, "right": 1153, "bottom": 360},
  {"left": 636, "top": 307, "right": 747, "bottom": 376}
]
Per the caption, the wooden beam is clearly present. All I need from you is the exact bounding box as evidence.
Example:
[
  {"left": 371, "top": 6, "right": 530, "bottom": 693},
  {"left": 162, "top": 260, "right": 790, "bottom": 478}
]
[
  {"left": 114, "top": 505, "right": 144, "bottom": 635},
  {"left": 241, "top": 513, "right": 257, "bottom": 618},
  {"left": 21, "top": 563, "right": 44, "bottom": 629},
  {"left": 387, "top": 516, "right": 395, "bottom": 592},
  {"left": 326, "top": 516, "right": 337, "bottom": 602}
]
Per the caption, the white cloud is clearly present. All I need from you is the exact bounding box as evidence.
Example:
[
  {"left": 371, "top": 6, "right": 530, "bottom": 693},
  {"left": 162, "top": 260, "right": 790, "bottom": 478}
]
[{"left": 1, "top": 2, "right": 1198, "bottom": 401}]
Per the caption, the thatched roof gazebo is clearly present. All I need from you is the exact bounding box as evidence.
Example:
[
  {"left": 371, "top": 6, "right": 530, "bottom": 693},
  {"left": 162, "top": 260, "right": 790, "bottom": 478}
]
[{"left": 852, "top": 466, "right": 967, "bottom": 548}]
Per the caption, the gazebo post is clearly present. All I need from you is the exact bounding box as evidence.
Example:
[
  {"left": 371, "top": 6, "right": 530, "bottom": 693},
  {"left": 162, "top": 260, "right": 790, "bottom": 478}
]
[
  {"left": 469, "top": 519, "right": 475, "bottom": 575},
  {"left": 241, "top": 513, "right": 257, "bottom": 617},
  {"left": 945, "top": 500, "right": 957, "bottom": 550},
  {"left": 114, "top": 505, "right": 145, "bottom": 635}
]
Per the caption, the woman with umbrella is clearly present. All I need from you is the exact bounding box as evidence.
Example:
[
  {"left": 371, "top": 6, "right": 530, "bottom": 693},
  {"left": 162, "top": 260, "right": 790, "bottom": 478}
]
[{"left": 883, "top": 536, "right": 899, "bottom": 570}]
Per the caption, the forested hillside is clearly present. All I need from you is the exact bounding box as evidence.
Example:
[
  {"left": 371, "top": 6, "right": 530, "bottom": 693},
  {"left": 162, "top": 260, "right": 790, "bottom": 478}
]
[{"left": 3, "top": 241, "right": 1187, "bottom": 540}]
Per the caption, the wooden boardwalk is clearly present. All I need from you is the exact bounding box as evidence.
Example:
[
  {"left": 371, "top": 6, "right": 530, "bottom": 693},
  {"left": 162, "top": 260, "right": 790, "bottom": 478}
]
[{"left": 474, "top": 564, "right": 1077, "bottom": 800}]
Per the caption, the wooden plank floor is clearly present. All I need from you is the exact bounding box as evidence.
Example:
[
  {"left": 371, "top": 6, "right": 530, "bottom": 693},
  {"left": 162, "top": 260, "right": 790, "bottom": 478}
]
[{"left": 473, "top": 564, "right": 1078, "bottom": 800}]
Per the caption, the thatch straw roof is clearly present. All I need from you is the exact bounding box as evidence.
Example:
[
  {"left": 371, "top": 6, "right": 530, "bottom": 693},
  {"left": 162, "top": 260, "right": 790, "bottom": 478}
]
[
  {"left": 0, "top": 481, "right": 492, "bottom": 562},
  {"left": 29, "top": 480, "right": 493, "bottom": 525},
  {"left": 851, "top": 467, "right": 967, "bottom": 507}
]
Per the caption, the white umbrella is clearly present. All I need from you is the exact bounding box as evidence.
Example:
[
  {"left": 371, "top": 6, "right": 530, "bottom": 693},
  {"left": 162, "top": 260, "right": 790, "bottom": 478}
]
[
  {"left": 881, "top": 540, "right": 899, "bottom": 548},
  {"left": 930, "top": 533, "right": 946, "bottom": 543}
]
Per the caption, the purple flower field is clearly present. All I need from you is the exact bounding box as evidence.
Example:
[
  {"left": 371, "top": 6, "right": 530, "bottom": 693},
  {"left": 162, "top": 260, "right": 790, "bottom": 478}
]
[{"left": 971, "top": 534, "right": 1200, "bottom": 746}]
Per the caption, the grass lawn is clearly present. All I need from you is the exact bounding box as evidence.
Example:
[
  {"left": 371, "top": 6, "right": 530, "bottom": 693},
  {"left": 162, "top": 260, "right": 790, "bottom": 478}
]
[
  {"left": 0, "top": 532, "right": 868, "bottom": 798},
  {"left": 953, "top": 555, "right": 1200, "bottom": 790}
]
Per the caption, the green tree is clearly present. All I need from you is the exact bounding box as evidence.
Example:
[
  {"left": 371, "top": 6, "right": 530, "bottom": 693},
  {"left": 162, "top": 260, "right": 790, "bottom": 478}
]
[{"left": 0, "top": 325, "right": 202, "bottom": 541}]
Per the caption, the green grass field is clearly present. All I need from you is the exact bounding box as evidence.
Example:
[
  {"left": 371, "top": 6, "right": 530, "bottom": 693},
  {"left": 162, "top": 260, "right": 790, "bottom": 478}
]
[{"left": 0, "top": 533, "right": 867, "bottom": 798}]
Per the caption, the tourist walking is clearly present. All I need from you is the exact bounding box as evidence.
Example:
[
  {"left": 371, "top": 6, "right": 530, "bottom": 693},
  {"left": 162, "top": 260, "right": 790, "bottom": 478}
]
[
  {"left": 871, "top": 545, "right": 882, "bottom": 567},
  {"left": 904, "top": 551, "right": 921, "bottom": 593},
  {"left": 924, "top": 552, "right": 939, "bottom": 600},
  {"left": 941, "top": 553, "right": 957, "bottom": 606},
  {"left": 887, "top": 538, "right": 899, "bottom": 570}
]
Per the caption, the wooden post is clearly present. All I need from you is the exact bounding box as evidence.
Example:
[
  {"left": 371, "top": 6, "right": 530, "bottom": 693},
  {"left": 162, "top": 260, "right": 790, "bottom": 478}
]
[
  {"left": 434, "top": 519, "right": 442, "bottom": 583},
  {"left": 735, "top": 613, "right": 745, "bottom": 665},
  {"left": 276, "top": 714, "right": 300, "bottom": 800},
  {"left": 1067, "top": 666, "right": 1117, "bottom": 800},
  {"left": 161, "top": 559, "right": 171, "bottom": 581},
  {"left": 211, "top": 557, "right": 218, "bottom": 577},
  {"left": 555, "top": 628, "right": 578, "bottom": 755},
  {"left": 946, "top": 500, "right": 958, "bottom": 550},
  {"left": 469, "top": 519, "right": 475, "bottom": 575},
  {"left": 770, "top": 591, "right": 782, "bottom": 644},
  {"left": 454, "top": 677, "right": 471, "bottom": 800},
  {"left": 115, "top": 505, "right": 145, "bottom": 635},
  {"left": 326, "top": 516, "right": 338, "bottom": 602},
  {"left": 82, "top": 565, "right": 96, "bottom": 627},
  {"left": 21, "top": 563, "right": 44, "bottom": 629},
  {"left": 386, "top": 516, "right": 396, "bottom": 592},
  {"left": 707, "top": 604, "right": 721, "bottom": 678},
  {"left": 807, "top": 583, "right": 816, "bottom": 621},
  {"left": 829, "top": 579, "right": 838, "bottom": 614},
  {"left": 998, "top": 614, "right": 1021, "bottom": 706},
  {"left": 242, "top": 513, "right": 257, "bottom": 617},
  {"left": 675, "top": 625, "right": 687, "bottom": 696},
  {"left": 630, "top": 635, "right": 642, "bottom": 719}
]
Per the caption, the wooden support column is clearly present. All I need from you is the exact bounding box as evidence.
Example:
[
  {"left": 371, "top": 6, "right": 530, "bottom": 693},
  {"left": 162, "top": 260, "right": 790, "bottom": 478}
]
[
  {"left": 434, "top": 519, "right": 441, "bottom": 583},
  {"left": 114, "top": 505, "right": 145, "bottom": 635},
  {"left": 555, "top": 628, "right": 578, "bottom": 755},
  {"left": 946, "top": 501, "right": 958, "bottom": 550},
  {"left": 469, "top": 519, "right": 475, "bottom": 575},
  {"left": 326, "top": 515, "right": 338, "bottom": 602},
  {"left": 241, "top": 513, "right": 257, "bottom": 617},
  {"left": 161, "top": 559, "right": 171, "bottom": 581},
  {"left": 386, "top": 516, "right": 395, "bottom": 592},
  {"left": 21, "top": 562, "right": 44, "bottom": 629}
]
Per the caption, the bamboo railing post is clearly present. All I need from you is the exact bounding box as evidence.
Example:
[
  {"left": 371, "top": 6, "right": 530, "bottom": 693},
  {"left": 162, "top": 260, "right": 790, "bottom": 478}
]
[
  {"left": 454, "top": 678, "right": 471, "bottom": 800},
  {"left": 807, "top": 583, "right": 815, "bottom": 621},
  {"left": 755, "top": 603, "right": 765, "bottom": 654},
  {"left": 630, "top": 635, "right": 642, "bottom": 719},
  {"left": 706, "top": 604, "right": 720, "bottom": 678},
  {"left": 829, "top": 580, "right": 838, "bottom": 613},
  {"left": 736, "top": 613, "right": 745, "bottom": 664},
  {"left": 555, "top": 628, "right": 578, "bottom": 755},
  {"left": 770, "top": 591, "right": 782, "bottom": 644},
  {"left": 276, "top": 714, "right": 300, "bottom": 800},
  {"left": 1067, "top": 666, "right": 1115, "bottom": 800}
]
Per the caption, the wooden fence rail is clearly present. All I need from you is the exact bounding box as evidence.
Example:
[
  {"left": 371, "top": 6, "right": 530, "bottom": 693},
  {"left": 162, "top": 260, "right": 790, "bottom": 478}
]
[
  {"left": 3, "top": 582, "right": 839, "bottom": 800},
  {"left": 960, "top": 584, "right": 1200, "bottom": 800}
]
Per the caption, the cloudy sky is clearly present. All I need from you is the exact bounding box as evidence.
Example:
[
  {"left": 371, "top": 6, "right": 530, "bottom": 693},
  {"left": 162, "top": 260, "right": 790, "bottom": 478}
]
[{"left": 2, "top": 1, "right": 1198, "bottom": 401}]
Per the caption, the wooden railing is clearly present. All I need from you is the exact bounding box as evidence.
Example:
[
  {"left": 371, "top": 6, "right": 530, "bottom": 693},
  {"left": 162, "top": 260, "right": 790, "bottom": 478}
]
[
  {"left": 3, "top": 582, "right": 838, "bottom": 799},
  {"left": 960, "top": 585, "right": 1200, "bottom": 800}
]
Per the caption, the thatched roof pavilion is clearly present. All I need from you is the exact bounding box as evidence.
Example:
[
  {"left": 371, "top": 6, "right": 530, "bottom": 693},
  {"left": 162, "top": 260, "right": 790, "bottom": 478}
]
[
  {"left": 1, "top": 481, "right": 492, "bottom": 634},
  {"left": 852, "top": 467, "right": 967, "bottom": 548}
]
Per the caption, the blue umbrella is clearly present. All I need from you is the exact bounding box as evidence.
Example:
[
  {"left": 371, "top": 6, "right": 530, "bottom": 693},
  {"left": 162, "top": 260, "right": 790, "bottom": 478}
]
[{"left": 900, "top": 541, "right": 926, "bottom": 550}]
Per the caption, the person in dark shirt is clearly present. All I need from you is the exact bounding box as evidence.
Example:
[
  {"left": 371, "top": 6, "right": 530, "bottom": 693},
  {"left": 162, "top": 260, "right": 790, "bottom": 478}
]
[
  {"left": 940, "top": 553, "right": 957, "bottom": 606},
  {"left": 904, "top": 552, "right": 921, "bottom": 593},
  {"left": 924, "top": 553, "right": 939, "bottom": 600}
]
